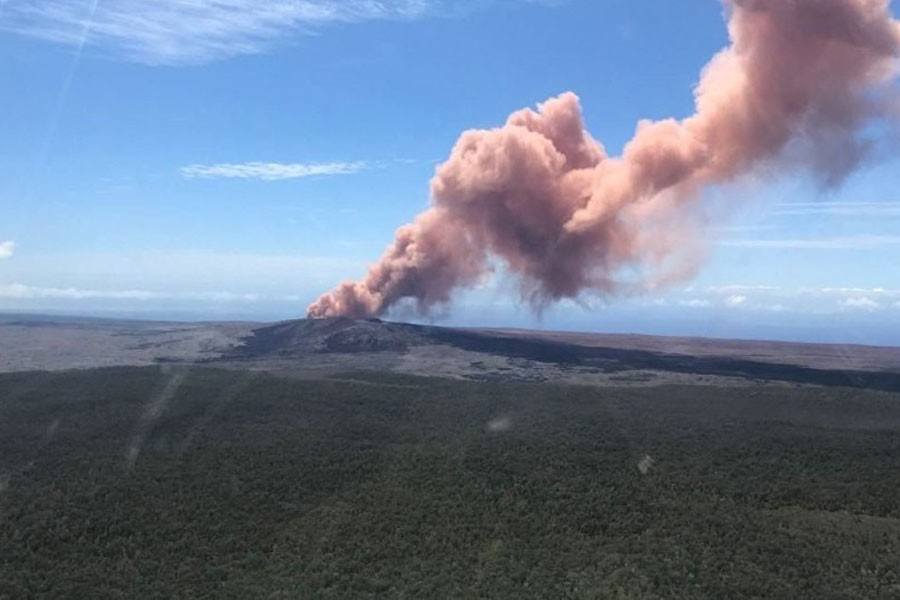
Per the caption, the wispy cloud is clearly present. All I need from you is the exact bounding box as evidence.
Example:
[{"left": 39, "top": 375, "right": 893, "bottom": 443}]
[
  {"left": 711, "top": 224, "right": 780, "bottom": 234},
  {"left": 720, "top": 235, "right": 900, "bottom": 250},
  {"left": 705, "top": 284, "right": 781, "bottom": 295},
  {"left": 767, "top": 201, "right": 900, "bottom": 218},
  {"left": 693, "top": 284, "right": 900, "bottom": 314},
  {"left": 679, "top": 299, "right": 711, "bottom": 308},
  {"left": 817, "top": 287, "right": 900, "bottom": 298},
  {"left": 0, "top": 1, "right": 540, "bottom": 65},
  {"left": 0, "top": 283, "right": 163, "bottom": 301},
  {"left": 841, "top": 297, "right": 881, "bottom": 311},
  {"left": 725, "top": 294, "right": 747, "bottom": 307},
  {"left": 0, "top": 283, "right": 261, "bottom": 302},
  {"left": 707, "top": 285, "right": 900, "bottom": 300},
  {"left": 0, "top": 250, "right": 365, "bottom": 296},
  {"left": 0, "top": 241, "right": 15, "bottom": 260},
  {"left": 180, "top": 161, "right": 366, "bottom": 181}
]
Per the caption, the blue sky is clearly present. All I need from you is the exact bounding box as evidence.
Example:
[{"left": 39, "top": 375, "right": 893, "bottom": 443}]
[{"left": 1, "top": 0, "right": 899, "bottom": 344}]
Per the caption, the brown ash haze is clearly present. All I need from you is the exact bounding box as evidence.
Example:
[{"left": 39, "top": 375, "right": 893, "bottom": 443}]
[{"left": 308, "top": 0, "right": 900, "bottom": 319}]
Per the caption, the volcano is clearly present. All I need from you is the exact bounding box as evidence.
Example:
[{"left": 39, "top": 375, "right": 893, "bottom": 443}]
[{"left": 219, "top": 317, "right": 900, "bottom": 392}]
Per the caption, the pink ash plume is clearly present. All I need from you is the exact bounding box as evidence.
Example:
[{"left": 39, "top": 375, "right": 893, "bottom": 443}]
[{"left": 309, "top": 0, "right": 900, "bottom": 319}]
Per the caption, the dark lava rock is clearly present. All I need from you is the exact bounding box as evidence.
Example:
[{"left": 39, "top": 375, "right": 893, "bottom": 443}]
[
  {"left": 228, "top": 317, "right": 900, "bottom": 393},
  {"left": 233, "top": 317, "right": 430, "bottom": 357}
]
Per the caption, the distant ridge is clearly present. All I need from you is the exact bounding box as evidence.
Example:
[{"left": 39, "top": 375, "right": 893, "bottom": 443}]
[
  {"left": 227, "top": 318, "right": 900, "bottom": 393},
  {"left": 3, "top": 314, "right": 899, "bottom": 392}
]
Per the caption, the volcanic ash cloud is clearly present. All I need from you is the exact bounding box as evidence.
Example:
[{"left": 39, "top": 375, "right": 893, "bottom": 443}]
[{"left": 309, "top": 0, "right": 900, "bottom": 319}]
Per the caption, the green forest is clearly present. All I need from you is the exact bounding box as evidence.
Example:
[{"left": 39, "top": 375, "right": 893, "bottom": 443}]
[{"left": 2, "top": 366, "right": 900, "bottom": 598}]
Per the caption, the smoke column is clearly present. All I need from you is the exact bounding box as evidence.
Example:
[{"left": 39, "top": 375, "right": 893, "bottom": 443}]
[{"left": 308, "top": 0, "right": 900, "bottom": 319}]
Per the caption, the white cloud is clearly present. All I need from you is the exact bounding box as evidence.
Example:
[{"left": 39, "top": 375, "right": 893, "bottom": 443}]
[
  {"left": 679, "top": 299, "right": 711, "bottom": 308},
  {"left": 711, "top": 224, "right": 779, "bottom": 234},
  {"left": 0, "top": 250, "right": 365, "bottom": 298},
  {"left": 707, "top": 285, "right": 900, "bottom": 299},
  {"left": 180, "top": 161, "right": 366, "bottom": 181},
  {"left": 706, "top": 284, "right": 780, "bottom": 294},
  {"left": 725, "top": 295, "right": 747, "bottom": 307},
  {"left": 0, "top": 241, "right": 14, "bottom": 260},
  {"left": 0, "top": 283, "right": 262, "bottom": 302},
  {"left": 768, "top": 201, "right": 900, "bottom": 218},
  {"left": 841, "top": 297, "right": 881, "bottom": 311},
  {"left": 0, "top": 283, "right": 164, "bottom": 301},
  {"left": 0, "top": 1, "right": 541, "bottom": 65},
  {"left": 700, "top": 285, "right": 900, "bottom": 314},
  {"left": 817, "top": 287, "right": 900, "bottom": 298},
  {"left": 721, "top": 235, "right": 900, "bottom": 250}
]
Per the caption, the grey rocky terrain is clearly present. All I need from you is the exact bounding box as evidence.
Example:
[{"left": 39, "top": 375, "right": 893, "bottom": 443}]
[{"left": 3, "top": 313, "right": 900, "bottom": 390}]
